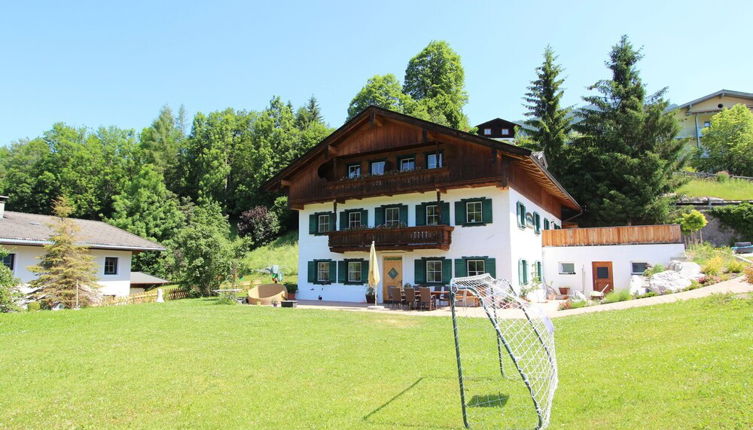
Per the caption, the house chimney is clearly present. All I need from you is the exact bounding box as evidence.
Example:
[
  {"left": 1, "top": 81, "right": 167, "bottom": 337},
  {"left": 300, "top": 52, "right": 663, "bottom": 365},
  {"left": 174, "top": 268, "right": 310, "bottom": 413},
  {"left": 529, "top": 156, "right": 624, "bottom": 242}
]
[{"left": 0, "top": 196, "right": 7, "bottom": 219}]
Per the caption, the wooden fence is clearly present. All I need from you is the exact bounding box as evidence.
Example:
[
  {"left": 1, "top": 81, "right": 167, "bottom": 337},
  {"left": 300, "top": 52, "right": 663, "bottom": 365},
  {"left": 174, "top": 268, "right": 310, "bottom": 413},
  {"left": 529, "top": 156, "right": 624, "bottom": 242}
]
[
  {"left": 99, "top": 288, "right": 189, "bottom": 307},
  {"left": 543, "top": 224, "right": 682, "bottom": 247}
]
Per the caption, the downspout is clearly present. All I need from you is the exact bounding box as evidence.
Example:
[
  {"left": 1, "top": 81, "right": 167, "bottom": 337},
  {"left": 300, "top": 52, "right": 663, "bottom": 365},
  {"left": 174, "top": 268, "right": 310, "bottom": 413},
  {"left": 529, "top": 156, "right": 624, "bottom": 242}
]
[{"left": 694, "top": 112, "right": 701, "bottom": 149}]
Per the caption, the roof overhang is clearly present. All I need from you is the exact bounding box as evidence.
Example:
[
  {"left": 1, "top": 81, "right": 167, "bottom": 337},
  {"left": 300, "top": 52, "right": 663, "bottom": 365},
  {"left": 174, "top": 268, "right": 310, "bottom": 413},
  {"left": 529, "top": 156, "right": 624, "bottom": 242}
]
[
  {"left": 0, "top": 238, "right": 166, "bottom": 252},
  {"left": 676, "top": 89, "right": 753, "bottom": 110}
]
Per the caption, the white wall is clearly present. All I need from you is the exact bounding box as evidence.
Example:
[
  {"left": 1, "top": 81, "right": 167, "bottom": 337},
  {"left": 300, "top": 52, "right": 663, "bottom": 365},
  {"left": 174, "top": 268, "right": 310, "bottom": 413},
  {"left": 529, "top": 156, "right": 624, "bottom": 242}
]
[
  {"left": 6, "top": 245, "right": 133, "bottom": 297},
  {"left": 542, "top": 243, "right": 686, "bottom": 294}
]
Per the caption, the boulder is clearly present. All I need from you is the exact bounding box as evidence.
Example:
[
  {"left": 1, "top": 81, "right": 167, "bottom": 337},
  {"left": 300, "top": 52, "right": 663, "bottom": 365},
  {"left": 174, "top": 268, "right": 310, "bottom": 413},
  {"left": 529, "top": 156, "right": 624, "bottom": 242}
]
[
  {"left": 629, "top": 275, "right": 649, "bottom": 296},
  {"left": 648, "top": 270, "right": 692, "bottom": 294},
  {"left": 668, "top": 261, "right": 703, "bottom": 280}
]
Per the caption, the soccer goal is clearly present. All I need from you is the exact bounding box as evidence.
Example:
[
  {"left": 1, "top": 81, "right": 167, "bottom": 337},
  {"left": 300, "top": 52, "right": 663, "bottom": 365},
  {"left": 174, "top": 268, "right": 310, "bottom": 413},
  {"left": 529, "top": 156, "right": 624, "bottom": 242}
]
[{"left": 449, "top": 274, "right": 558, "bottom": 429}]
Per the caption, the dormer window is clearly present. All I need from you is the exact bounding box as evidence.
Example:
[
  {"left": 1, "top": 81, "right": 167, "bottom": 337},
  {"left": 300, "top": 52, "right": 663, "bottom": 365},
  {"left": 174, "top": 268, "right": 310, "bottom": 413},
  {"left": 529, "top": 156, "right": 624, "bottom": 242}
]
[
  {"left": 348, "top": 164, "right": 361, "bottom": 179},
  {"left": 501, "top": 128, "right": 510, "bottom": 136},
  {"left": 370, "top": 160, "right": 386, "bottom": 176},
  {"left": 483, "top": 128, "right": 492, "bottom": 135}
]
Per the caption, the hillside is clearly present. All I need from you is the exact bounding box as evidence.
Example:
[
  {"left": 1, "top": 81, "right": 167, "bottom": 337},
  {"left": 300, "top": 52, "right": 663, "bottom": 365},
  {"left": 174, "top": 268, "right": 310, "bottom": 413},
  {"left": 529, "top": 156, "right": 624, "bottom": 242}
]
[
  {"left": 241, "top": 230, "right": 298, "bottom": 283},
  {"left": 678, "top": 178, "right": 753, "bottom": 200}
]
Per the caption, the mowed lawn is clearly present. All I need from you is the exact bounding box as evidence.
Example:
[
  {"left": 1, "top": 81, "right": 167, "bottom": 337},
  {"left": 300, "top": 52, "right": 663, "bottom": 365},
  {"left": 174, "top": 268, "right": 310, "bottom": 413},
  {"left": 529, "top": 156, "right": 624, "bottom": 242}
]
[
  {"left": 678, "top": 178, "right": 753, "bottom": 200},
  {"left": 1, "top": 296, "right": 752, "bottom": 429}
]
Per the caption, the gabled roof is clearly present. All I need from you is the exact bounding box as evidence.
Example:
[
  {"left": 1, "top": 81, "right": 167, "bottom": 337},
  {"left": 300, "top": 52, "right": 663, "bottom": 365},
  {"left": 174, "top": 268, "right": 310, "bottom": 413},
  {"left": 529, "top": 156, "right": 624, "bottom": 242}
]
[
  {"left": 675, "top": 89, "right": 753, "bottom": 110},
  {"left": 263, "top": 106, "right": 580, "bottom": 210},
  {"left": 0, "top": 211, "right": 165, "bottom": 251},
  {"left": 475, "top": 117, "right": 524, "bottom": 129}
]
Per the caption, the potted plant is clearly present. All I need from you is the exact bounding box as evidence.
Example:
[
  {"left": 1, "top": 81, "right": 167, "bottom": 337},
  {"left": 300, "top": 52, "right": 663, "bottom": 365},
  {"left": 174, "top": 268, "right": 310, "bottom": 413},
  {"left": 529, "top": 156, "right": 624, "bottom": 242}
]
[
  {"left": 285, "top": 283, "right": 298, "bottom": 300},
  {"left": 365, "top": 286, "right": 375, "bottom": 304}
]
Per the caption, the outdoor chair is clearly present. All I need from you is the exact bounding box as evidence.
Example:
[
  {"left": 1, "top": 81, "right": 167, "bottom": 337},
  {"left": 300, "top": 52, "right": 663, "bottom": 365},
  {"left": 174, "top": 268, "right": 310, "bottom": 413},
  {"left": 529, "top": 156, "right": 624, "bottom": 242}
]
[
  {"left": 455, "top": 289, "right": 480, "bottom": 307},
  {"left": 403, "top": 287, "right": 417, "bottom": 310},
  {"left": 247, "top": 284, "right": 287, "bottom": 305},
  {"left": 387, "top": 286, "right": 402, "bottom": 309},
  {"left": 418, "top": 287, "right": 435, "bottom": 311},
  {"left": 435, "top": 286, "right": 450, "bottom": 307}
]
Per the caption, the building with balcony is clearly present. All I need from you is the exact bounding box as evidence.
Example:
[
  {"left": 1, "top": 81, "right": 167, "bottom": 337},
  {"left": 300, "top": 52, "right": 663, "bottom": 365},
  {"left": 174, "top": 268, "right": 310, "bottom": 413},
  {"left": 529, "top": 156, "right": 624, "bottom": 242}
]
[{"left": 671, "top": 89, "right": 753, "bottom": 147}]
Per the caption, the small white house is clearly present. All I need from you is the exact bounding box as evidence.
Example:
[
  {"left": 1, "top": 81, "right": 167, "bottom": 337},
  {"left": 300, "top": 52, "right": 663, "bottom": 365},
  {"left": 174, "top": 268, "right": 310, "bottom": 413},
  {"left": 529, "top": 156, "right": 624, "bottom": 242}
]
[{"left": 0, "top": 197, "right": 165, "bottom": 298}]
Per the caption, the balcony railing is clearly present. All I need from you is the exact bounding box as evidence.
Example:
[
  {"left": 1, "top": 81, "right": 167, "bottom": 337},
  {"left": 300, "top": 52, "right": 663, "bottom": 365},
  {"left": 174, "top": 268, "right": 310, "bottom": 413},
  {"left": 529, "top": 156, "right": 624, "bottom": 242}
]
[
  {"left": 328, "top": 225, "right": 454, "bottom": 253},
  {"left": 326, "top": 167, "right": 451, "bottom": 199}
]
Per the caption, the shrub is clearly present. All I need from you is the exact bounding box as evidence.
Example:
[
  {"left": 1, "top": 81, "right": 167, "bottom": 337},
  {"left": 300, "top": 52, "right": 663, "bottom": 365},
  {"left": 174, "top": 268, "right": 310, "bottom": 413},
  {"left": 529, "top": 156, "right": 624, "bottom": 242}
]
[
  {"left": 711, "top": 202, "right": 753, "bottom": 241},
  {"left": 702, "top": 256, "right": 724, "bottom": 276},
  {"left": 26, "top": 302, "right": 41, "bottom": 311},
  {"left": 603, "top": 289, "right": 632, "bottom": 304},
  {"left": 726, "top": 260, "right": 746, "bottom": 273},
  {"left": 215, "top": 294, "right": 238, "bottom": 305},
  {"left": 698, "top": 275, "right": 722, "bottom": 286},
  {"left": 237, "top": 206, "right": 280, "bottom": 248},
  {"left": 284, "top": 283, "right": 298, "bottom": 294},
  {"left": 676, "top": 209, "right": 707, "bottom": 235},
  {"left": 644, "top": 264, "right": 666, "bottom": 277},
  {"left": 745, "top": 266, "right": 753, "bottom": 285},
  {"left": 716, "top": 171, "right": 730, "bottom": 183},
  {"left": 634, "top": 291, "right": 658, "bottom": 299},
  {"left": 558, "top": 299, "right": 587, "bottom": 311}
]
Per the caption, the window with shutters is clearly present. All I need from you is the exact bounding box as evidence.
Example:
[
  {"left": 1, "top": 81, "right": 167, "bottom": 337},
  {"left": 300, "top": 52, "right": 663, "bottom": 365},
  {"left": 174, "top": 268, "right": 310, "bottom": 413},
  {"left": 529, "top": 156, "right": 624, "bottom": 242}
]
[
  {"left": 317, "top": 261, "right": 330, "bottom": 282},
  {"left": 317, "top": 214, "right": 330, "bottom": 233},
  {"left": 517, "top": 202, "right": 526, "bottom": 228},
  {"left": 533, "top": 212, "right": 541, "bottom": 234},
  {"left": 467, "top": 259, "right": 485, "bottom": 276},
  {"left": 544, "top": 219, "right": 550, "bottom": 230},
  {"left": 426, "top": 204, "right": 440, "bottom": 225},
  {"left": 348, "top": 211, "right": 362, "bottom": 229},
  {"left": 426, "top": 152, "right": 443, "bottom": 169},
  {"left": 426, "top": 260, "right": 443, "bottom": 283},
  {"left": 519, "top": 259, "right": 529, "bottom": 286},
  {"left": 348, "top": 261, "right": 362, "bottom": 283},
  {"left": 348, "top": 164, "right": 361, "bottom": 179},
  {"left": 534, "top": 261, "right": 542, "bottom": 281},
  {"left": 385, "top": 207, "right": 400, "bottom": 227},
  {"left": 466, "top": 201, "right": 482, "bottom": 224}
]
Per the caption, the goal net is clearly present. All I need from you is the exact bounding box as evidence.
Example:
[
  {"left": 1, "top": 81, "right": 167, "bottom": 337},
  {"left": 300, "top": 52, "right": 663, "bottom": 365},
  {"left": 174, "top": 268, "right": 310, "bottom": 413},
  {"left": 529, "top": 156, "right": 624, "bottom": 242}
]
[{"left": 449, "top": 274, "right": 558, "bottom": 429}]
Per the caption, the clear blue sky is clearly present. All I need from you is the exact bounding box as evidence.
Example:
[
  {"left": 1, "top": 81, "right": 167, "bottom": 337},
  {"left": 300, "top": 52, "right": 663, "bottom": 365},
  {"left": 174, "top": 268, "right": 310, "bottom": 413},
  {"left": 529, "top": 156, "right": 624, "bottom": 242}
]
[{"left": 1, "top": 0, "right": 751, "bottom": 145}]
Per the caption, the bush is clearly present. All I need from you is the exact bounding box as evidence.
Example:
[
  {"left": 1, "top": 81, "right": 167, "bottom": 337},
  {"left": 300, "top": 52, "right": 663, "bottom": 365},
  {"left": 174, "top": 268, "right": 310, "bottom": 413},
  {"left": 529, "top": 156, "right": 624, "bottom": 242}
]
[
  {"left": 716, "top": 171, "right": 730, "bottom": 183},
  {"left": 726, "top": 260, "right": 746, "bottom": 273},
  {"left": 634, "top": 291, "right": 658, "bottom": 299},
  {"left": 558, "top": 299, "right": 588, "bottom": 311},
  {"left": 603, "top": 289, "right": 632, "bottom": 304},
  {"left": 644, "top": 264, "right": 666, "bottom": 277},
  {"left": 215, "top": 294, "right": 238, "bottom": 305},
  {"left": 284, "top": 282, "right": 298, "bottom": 294},
  {"left": 237, "top": 206, "right": 280, "bottom": 248},
  {"left": 26, "top": 301, "right": 41, "bottom": 311},
  {"left": 711, "top": 202, "right": 753, "bottom": 241},
  {"left": 702, "top": 256, "right": 724, "bottom": 276},
  {"left": 698, "top": 275, "right": 722, "bottom": 286},
  {"left": 745, "top": 266, "right": 753, "bottom": 285}
]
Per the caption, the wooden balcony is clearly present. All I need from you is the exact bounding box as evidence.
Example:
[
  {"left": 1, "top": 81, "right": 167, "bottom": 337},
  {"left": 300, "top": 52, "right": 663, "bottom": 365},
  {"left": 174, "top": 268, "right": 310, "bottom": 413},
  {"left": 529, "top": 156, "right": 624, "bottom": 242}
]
[
  {"left": 543, "top": 224, "right": 683, "bottom": 247},
  {"left": 325, "top": 167, "right": 452, "bottom": 200},
  {"left": 328, "top": 225, "right": 454, "bottom": 253}
]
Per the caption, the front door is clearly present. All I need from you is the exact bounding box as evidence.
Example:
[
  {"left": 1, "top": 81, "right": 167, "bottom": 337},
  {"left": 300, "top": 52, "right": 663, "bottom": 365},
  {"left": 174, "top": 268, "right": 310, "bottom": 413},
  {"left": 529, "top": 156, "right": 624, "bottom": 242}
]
[
  {"left": 591, "top": 261, "right": 614, "bottom": 294},
  {"left": 382, "top": 257, "right": 402, "bottom": 300}
]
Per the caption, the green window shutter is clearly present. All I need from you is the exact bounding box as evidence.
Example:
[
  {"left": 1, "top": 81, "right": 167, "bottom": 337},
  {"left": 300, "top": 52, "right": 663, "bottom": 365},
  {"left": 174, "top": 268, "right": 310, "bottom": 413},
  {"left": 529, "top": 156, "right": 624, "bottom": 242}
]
[
  {"left": 339, "top": 212, "right": 347, "bottom": 230},
  {"left": 517, "top": 260, "right": 523, "bottom": 286},
  {"left": 329, "top": 213, "right": 336, "bottom": 232},
  {"left": 482, "top": 198, "right": 493, "bottom": 224},
  {"left": 361, "top": 209, "right": 368, "bottom": 227},
  {"left": 454, "top": 258, "right": 467, "bottom": 278},
  {"left": 442, "top": 259, "right": 452, "bottom": 284},
  {"left": 534, "top": 212, "right": 541, "bottom": 234},
  {"left": 329, "top": 261, "right": 337, "bottom": 283},
  {"left": 485, "top": 258, "right": 496, "bottom": 278},
  {"left": 309, "top": 214, "right": 317, "bottom": 234},
  {"left": 454, "top": 201, "right": 466, "bottom": 226},
  {"left": 308, "top": 261, "right": 316, "bottom": 283},
  {"left": 399, "top": 205, "right": 408, "bottom": 226},
  {"left": 338, "top": 261, "right": 347, "bottom": 283},
  {"left": 516, "top": 202, "right": 522, "bottom": 227},
  {"left": 441, "top": 202, "right": 450, "bottom": 225},
  {"left": 522, "top": 260, "right": 528, "bottom": 285},
  {"left": 415, "top": 204, "right": 426, "bottom": 226},
  {"left": 521, "top": 204, "right": 527, "bottom": 227},
  {"left": 535, "top": 261, "right": 542, "bottom": 280},
  {"left": 361, "top": 260, "right": 369, "bottom": 284},
  {"left": 544, "top": 219, "right": 550, "bottom": 230},
  {"left": 414, "top": 259, "right": 426, "bottom": 284},
  {"left": 375, "top": 206, "right": 385, "bottom": 227}
]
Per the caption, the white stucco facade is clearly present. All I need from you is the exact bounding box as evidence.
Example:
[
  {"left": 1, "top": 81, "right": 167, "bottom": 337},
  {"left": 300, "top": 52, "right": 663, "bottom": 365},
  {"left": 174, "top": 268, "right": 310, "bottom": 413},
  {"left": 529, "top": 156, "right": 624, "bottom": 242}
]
[
  {"left": 542, "top": 243, "right": 686, "bottom": 294},
  {"left": 297, "top": 186, "right": 561, "bottom": 303},
  {"left": 7, "top": 245, "right": 133, "bottom": 297}
]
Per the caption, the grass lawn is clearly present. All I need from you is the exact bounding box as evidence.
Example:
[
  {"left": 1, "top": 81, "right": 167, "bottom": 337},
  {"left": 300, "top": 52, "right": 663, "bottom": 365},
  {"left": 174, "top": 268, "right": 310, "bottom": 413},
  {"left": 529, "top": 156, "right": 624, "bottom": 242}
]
[
  {"left": 1, "top": 295, "right": 752, "bottom": 429},
  {"left": 678, "top": 178, "right": 753, "bottom": 200}
]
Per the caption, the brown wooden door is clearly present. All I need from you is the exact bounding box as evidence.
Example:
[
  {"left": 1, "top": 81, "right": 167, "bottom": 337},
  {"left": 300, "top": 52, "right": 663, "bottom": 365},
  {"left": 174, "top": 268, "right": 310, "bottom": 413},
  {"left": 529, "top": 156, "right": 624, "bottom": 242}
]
[
  {"left": 591, "top": 261, "right": 613, "bottom": 294},
  {"left": 382, "top": 257, "right": 402, "bottom": 299}
]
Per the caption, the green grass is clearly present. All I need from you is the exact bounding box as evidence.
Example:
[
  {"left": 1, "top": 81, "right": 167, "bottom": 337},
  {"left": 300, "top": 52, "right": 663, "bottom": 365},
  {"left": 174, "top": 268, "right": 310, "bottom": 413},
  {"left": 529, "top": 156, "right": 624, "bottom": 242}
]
[
  {"left": 678, "top": 178, "right": 753, "bottom": 200},
  {"left": 1, "top": 295, "right": 752, "bottom": 429},
  {"left": 240, "top": 230, "right": 298, "bottom": 284}
]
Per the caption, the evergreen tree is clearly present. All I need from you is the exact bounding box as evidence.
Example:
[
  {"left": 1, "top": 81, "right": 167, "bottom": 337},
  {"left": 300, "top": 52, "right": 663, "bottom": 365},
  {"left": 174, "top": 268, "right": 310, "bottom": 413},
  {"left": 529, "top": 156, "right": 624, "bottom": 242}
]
[
  {"left": 567, "top": 35, "right": 684, "bottom": 226},
  {"left": 296, "top": 96, "right": 324, "bottom": 129},
  {"left": 139, "top": 105, "right": 186, "bottom": 187},
  {"left": 523, "top": 46, "right": 571, "bottom": 175},
  {"left": 29, "top": 198, "right": 100, "bottom": 308}
]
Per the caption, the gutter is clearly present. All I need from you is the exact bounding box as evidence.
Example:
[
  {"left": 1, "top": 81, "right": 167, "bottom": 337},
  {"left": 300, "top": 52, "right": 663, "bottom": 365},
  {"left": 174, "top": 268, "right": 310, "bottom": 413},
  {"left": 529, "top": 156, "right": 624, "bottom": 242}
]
[{"left": 0, "top": 238, "right": 166, "bottom": 252}]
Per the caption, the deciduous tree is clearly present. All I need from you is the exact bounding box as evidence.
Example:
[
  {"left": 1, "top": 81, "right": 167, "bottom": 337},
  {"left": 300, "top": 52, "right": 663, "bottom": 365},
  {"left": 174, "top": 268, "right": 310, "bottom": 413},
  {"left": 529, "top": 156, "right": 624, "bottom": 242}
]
[{"left": 694, "top": 104, "right": 753, "bottom": 176}]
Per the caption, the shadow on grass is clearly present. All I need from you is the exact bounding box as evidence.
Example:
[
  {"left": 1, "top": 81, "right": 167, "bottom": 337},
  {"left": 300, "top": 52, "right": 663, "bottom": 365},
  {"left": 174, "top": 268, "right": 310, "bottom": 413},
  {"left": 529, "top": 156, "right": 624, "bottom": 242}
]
[{"left": 468, "top": 393, "right": 509, "bottom": 408}]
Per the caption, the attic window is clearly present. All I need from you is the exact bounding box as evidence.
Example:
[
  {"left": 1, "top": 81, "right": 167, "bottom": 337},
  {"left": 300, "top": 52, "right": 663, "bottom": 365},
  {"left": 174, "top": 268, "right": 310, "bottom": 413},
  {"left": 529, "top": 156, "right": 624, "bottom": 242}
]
[
  {"left": 501, "top": 128, "right": 510, "bottom": 136},
  {"left": 483, "top": 128, "right": 492, "bottom": 135},
  {"left": 717, "top": 103, "right": 723, "bottom": 109}
]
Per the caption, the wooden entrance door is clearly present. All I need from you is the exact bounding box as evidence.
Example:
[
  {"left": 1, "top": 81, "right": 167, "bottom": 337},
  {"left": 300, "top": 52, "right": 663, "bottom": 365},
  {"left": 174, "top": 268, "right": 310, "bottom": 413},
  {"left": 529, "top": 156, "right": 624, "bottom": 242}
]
[
  {"left": 591, "top": 261, "right": 614, "bottom": 294},
  {"left": 382, "top": 257, "right": 402, "bottom": 300}
]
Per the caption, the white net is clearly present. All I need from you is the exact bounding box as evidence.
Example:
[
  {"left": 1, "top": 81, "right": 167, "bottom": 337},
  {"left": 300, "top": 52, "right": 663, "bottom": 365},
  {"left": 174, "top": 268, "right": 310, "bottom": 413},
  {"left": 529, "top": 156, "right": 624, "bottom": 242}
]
[{"left": 449, "top": 274, "right": 558, "bottom": 429}]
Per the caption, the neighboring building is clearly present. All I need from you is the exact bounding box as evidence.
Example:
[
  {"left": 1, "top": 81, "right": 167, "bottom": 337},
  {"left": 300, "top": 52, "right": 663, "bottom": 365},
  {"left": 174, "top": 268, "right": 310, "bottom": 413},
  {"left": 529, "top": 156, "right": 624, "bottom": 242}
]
[
  {"left": 671, "top": 89, "right": 753, "bottom": 147},
  {"left": 0, "top": 197, "right": 165, "bottom": 298},
  {"left": 474, "top": 118, "right": 523, "bottom": 142},
  {"left": 130, "top": 272, "right": 171, "bottom": 294},
  {"left": 265, "top": 107, "right": 684, "bottom": 302}
]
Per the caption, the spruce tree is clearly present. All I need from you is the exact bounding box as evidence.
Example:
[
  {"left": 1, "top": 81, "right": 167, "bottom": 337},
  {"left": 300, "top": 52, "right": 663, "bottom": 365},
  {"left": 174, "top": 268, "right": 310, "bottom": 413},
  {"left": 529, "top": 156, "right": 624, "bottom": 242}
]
[
  {"left": 523, "top": 46, "right": 571, "bottom": 175},
  {"left": 567, "top": 35, "right": 684, "bottom": 226},
  {"left": 29, "top": 198, "right": 100, "bottom": 308}
]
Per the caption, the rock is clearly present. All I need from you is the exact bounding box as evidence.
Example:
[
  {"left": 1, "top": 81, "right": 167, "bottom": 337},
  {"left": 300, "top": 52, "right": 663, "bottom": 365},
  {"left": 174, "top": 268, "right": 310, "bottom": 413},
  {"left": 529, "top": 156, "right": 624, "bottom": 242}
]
[
  {"left": 629, "top": 275, "right": 649, "bottom": 296},
  {"left": 668, "top": 261, "right": 703, "bottom": 280},
  {"left": 648, "top": 270, "right": 692, "bottom": 294}
]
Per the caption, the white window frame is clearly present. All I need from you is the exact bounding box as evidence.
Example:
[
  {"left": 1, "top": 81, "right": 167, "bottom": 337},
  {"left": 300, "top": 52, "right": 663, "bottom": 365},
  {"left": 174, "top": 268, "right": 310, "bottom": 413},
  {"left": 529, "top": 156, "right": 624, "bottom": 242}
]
[
  {"left": 426, "top": 260, "right": 443, "bottom": 283},
  {"left": 317, "top": 214, "right": 330, "bottom": 233},
  {"left": 385, "top": 207, "right": 400, "bottom": 227},
  {"left": 317, "top": 261, "right": 330, "bottom": 282},
  {"left": 348, "top": 164, "right": 361, "bottom": 179},
  {"left": 483, "top": 128, "right": 492, "bottom": 135},
  {"left": 104, "top": 257, "right": 118, "bottom": 275},
  {"left": 426, "top": 204, "right": 440, "bottom": 225},
  {"left": 631, "top": 262, "right": 649, "bottom": 275},
  {"left": 466, "top": 201, "right": 483, "bottom": 224},
  {"left": 399, "top": 157, "right": 415, "bottom": 172},
  {"left": 427, "top": 152, "right": 443, "bottom": 169},
  {"left": 559, "top": 262, "right": 576, "bottom": 275},
  {"left": 347, "top": 261, "right": 362, "bottom": 283},
  {"left": 370, "top": 161, "right": 385, "bottom": 176},
  {"left": 467, "top": 259, "right": 485, "bottom": 277},
  {"left": 348, "top": 211, "right": 362, "bottom": 229}
]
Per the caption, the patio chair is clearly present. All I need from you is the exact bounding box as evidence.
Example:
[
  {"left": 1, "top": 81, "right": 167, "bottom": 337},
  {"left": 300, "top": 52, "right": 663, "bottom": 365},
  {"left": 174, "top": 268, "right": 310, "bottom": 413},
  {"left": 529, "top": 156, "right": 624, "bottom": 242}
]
[
  {"left": 418, "top": 287, "right": 435, "bottom": 311},
  {"left": 403, "top": 287, "right": 417, "bottom": 310},
  {"left": 387, "top": 287, "right": 402, "bottom": 309},
  {"left": 435, "top": 286, "right": 450, "bottom": 307}
]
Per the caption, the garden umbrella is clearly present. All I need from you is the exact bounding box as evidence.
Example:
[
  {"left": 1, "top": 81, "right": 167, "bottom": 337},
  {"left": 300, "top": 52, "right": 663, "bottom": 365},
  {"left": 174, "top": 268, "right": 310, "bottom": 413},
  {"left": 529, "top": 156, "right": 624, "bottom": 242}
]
[{"left": 368, "top": 241, "right": 380, "bottom": 305}]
